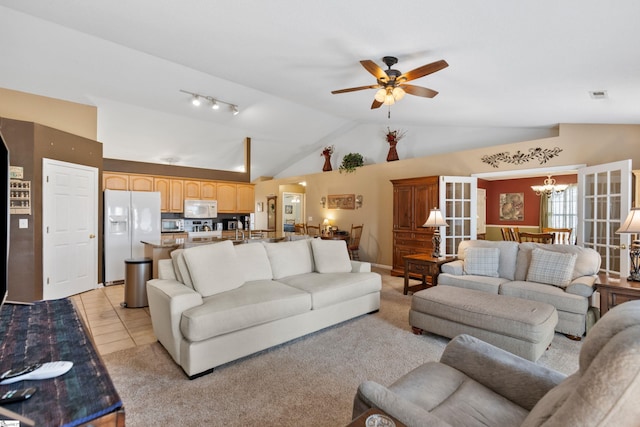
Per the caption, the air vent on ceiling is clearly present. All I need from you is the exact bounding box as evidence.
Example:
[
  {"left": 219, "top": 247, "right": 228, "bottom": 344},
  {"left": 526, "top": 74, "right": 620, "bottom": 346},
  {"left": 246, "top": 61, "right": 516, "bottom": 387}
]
[{"left": 589, "top": 90, "right": 608, "bottom": 99}]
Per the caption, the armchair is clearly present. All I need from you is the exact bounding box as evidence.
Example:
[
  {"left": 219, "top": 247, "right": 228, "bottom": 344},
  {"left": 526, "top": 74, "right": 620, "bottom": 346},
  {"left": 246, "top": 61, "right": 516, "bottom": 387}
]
[{"left": 353, "top": 300, "right": 640, "bottom": 426}]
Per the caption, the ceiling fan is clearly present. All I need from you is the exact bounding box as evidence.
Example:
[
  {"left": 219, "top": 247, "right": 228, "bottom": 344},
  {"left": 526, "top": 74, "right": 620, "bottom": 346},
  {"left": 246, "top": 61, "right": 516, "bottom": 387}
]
[{"left": 331, "top": 56, "right": 448, "bottom": 110}]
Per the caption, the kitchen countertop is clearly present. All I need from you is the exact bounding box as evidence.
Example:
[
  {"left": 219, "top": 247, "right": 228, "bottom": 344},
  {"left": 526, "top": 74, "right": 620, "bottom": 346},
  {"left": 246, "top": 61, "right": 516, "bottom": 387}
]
[{"left": 142, "top": 235, "right": 287, "bottom": 249}]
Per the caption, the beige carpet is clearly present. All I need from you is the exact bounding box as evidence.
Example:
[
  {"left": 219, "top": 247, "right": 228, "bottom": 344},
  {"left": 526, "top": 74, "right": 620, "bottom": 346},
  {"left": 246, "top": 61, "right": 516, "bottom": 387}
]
[{"left": 102, "top": 271, "right": 582, "bottom": 426}]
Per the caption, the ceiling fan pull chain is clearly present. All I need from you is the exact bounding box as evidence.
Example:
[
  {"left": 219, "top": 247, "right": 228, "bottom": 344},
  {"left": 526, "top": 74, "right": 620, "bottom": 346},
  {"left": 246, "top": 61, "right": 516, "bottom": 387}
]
[{"left": 388, "top": 105, "right": 391, "bottom": 119}]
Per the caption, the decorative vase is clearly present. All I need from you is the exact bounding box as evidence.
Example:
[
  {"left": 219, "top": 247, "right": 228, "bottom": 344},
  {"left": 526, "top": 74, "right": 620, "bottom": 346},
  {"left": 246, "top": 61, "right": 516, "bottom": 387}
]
[{"left": 322, "top": 153, "right": 332, "bottom": 172}]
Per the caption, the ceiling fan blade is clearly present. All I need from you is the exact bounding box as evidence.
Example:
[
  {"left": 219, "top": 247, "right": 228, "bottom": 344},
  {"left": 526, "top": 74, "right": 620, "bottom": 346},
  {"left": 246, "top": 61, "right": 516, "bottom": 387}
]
[
  {"left": 399, "top": 59, "right": 449, "bottom": 82},
  {"left": 371, "top": 99, "right": 383, "bottom": 109},
  {"left": 401, "top": 84, "right": 439, "bottom": 98},
  {"left": 331, "top": 84, "right": 380, "bottom": 94},
  {"left": 360, "top": 60, "right": 389, "bottom": 82}
]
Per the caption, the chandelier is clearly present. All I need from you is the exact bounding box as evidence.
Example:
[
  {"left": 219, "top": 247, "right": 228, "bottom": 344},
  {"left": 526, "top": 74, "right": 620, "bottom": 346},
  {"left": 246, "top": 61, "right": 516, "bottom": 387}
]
[{"left": 531, "top": 175, "right": 568, "bottom": 197}]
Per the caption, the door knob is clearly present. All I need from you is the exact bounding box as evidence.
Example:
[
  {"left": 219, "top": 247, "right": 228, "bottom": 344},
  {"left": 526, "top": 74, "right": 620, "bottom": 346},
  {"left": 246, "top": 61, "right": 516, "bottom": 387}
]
[{"left": 89, "top": 234, "right": 96, "bottom": 239}]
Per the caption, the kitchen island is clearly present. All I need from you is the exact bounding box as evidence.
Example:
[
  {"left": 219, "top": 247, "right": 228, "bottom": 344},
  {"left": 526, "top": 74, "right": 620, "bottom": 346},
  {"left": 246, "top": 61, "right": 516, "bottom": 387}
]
[{"left": 142, "top": 234, "right": 287, "bottom": 278}]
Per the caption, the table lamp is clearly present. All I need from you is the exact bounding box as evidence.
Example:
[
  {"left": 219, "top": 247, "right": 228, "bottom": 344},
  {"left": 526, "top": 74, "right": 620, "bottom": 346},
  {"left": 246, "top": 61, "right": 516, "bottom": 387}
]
[
  {"left": 616, "top": 207, "right": 640, "bottom": 282},
  {"left": 422, "top": 207, "right": 448, "bottom": 258},
  {"left": 322, "top": 218, "right": 330, "bottom": 234}
]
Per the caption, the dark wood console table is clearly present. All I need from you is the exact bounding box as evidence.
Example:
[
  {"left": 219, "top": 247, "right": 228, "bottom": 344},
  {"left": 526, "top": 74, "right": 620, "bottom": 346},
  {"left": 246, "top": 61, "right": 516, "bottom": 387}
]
[{"left": 0, "top": 299, "right": 124, "bottom": 426}]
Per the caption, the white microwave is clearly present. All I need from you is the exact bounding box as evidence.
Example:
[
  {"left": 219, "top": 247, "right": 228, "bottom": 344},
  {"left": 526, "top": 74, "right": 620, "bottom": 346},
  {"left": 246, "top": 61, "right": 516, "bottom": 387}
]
[{"left": 184, "top": 200, "right": 218, "bottom": 219}]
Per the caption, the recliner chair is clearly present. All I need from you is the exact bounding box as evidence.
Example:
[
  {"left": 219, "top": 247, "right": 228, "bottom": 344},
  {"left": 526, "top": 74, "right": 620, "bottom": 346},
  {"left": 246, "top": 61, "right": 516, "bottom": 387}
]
[{"left": 353, "top": 300, "right": 640, "bottom": 426}]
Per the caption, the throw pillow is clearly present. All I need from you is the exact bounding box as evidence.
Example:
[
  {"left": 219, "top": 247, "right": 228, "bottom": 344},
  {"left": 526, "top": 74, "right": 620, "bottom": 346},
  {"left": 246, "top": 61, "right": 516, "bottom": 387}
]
[
  {"left": 234, "top": 242, "right": 273, "bottom": 281},
  {"left": 527, "top": 247, "right": 577, "bottom": 288},
  {"left": 263, "top": 239, "right": 314, "bottom": 279},
  {"left": 310, "top": 239, "right": 352, "bottom": 273},
  {"left": 170, "top": 249, "right": 194, "bottom": 289},
  {"left": 463, "top": 247, "right": 500, "bottom": 277},
  {"left": 182, "top": 240, "right": 245, "bottom": 297}
]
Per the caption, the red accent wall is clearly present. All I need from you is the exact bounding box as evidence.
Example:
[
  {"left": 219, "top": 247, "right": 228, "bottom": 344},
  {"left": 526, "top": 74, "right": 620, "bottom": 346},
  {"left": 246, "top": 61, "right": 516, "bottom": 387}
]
[{"left": 485, "top": 175, "right": 576, "bottom": 226}]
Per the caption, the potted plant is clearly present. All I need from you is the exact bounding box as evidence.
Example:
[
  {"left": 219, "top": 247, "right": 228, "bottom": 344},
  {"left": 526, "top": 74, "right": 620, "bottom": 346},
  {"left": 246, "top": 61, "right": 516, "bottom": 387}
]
[{"left": 339, "top": 152, "right": 364, "bottom": 174}]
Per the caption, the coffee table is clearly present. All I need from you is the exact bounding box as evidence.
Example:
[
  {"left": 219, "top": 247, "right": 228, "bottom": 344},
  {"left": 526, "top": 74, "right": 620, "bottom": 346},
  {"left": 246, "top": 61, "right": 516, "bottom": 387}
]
[{"left": 347, "top": 408, "right": 406, "bottom": 427}]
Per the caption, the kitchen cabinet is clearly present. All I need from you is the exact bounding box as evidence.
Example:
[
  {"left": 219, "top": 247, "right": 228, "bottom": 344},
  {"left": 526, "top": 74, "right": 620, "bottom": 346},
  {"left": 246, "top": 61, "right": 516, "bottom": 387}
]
[
  {"left": 103, "top": 172, "right": 129, "bottom": 191},
  {"left": 129, "top": 174, "right": 155, "bottom": 192},
  {"left": 391, "top": 176, "right": 439, "bottom": 277},
  {"left": 201, "top": 181, "right": 217, "bottom": 200},
  {"left": 184, "top": 180, "right": 201, "bottom": 199},
  {"left": 154, "top": 178, "right": 184, "bottom": 213},
  {"left": 217, "top": 183, "right": 237, "bottom": 212},
  {"left": 236, "top": 184, "right": 255, "bottom": 213}
]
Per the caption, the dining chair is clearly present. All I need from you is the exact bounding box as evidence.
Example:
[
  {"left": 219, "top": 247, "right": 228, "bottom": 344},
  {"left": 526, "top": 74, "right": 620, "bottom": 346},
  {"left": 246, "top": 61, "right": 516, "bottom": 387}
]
[
  {"left": 518, "top": 232, "right": 554, "bottom": 244},
  {"left": 294, "top": 223, "right": 306, "bottom": 234},
  {"left": 542, "top": 227, "right": 573, "bottom": 244},
  {"left": 500, "top": 227, "right": 519, "bottom": 241},
  {"left": 348, "top": 224, "right": 364, "bottom": 260},
  {"left": 306, "top": 224, "right": 320, "bottom": 237}
]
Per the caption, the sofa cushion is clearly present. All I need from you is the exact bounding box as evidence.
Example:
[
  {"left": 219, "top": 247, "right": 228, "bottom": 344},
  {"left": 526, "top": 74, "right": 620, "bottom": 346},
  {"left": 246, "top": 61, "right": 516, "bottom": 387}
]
[
  {"left": 457, "top": 240, "right": 519, "bottom": 280},
  {"left": 463, "top": 247, "right": 500, "bottom": 277},
  {"left": 263, "top": 239, "right": 314, "bottom": 279},
  {"left": 310, "top": 239, "right": 352, "bottom": 273},
  {"left": 278, "top": 272, "right": 381, "bottom": 309},
  {"left": 180, "top": 280, "right": 312, "bottom": 342},
  {"left": 234, "top": 242, "right": 273, "bottom": 281},
  {"left": 526, "top": 248, "right": 577, "bottom": 288},
  {"left": 170, "top": 249, "right": 194, "bottom": 289},
  {"left": 515, "top": 243, "right": 601, "bottom": 281},
  {"left": 500, "top": 281, "right": 588, "bottom": 315},
  {"left": 182, "top": 240, "right": 245, "bottom": 297}
]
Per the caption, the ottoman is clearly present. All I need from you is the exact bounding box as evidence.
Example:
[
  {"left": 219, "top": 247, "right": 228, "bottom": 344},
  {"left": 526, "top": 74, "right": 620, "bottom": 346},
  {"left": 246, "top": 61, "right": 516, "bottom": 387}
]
[{"left": 409, "top": 285, "right": 558, "bottom": 361}]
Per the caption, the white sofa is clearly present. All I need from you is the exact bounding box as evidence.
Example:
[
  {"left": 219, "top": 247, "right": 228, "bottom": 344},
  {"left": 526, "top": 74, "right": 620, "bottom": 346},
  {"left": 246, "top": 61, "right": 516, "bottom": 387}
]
[
  {"left": 146, "top": 238, "right": 381, "bottom": 379},
  {"left": 438, "top": 240, "right": 601, "bottom": 338}
]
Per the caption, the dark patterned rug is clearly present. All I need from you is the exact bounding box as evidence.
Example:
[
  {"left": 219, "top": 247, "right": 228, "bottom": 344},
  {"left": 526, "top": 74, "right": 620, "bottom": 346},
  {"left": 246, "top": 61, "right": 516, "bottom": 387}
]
[{"left": 0, "top": 299, "right": 122, "bottom": 426}]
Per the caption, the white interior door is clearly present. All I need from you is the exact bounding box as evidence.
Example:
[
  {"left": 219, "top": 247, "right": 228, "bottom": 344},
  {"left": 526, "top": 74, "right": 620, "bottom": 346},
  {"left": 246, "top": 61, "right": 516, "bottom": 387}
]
[
  {"left": 43, "top": 159, "right": 98, "bottom": 299},
  {"left": 439, "top": 176, "right": 478, "bottom": 257},
  {"left": 578, "top": 159, "right": 632, "bottom": 276}
]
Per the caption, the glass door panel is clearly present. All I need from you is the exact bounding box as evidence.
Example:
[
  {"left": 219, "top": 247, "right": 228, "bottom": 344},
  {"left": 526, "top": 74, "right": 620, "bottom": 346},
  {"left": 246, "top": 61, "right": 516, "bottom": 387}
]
[{"left": 440, "top": 176, "right": 477, "bottom": 257}]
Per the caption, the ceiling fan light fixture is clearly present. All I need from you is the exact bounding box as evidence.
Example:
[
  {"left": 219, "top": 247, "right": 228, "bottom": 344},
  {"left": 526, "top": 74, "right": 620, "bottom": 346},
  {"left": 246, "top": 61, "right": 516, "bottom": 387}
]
[
  {"left": 374, "top": 88, "right": 387, "bottom": 103},
  {"left": 392, "top": 86, "right": 406, "bottom": 101}
]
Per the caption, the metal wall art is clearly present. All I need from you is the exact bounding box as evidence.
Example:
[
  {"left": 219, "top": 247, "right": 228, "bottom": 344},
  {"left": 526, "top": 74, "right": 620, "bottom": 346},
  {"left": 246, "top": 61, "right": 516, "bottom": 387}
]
[{"left": 481, "top": 147, "right": 563, "bottom": 168}]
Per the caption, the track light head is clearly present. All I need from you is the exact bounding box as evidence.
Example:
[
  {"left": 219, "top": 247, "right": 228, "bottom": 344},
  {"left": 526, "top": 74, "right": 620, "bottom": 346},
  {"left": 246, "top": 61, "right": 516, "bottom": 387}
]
[
  {"left": 211, "top": 99, "right": 220, "bottom": 110},
  {"left": 231, "top": 105, "right": 239, "bottom": 115},
  {"left": 191, "top": 95, "right": 201, "bottom": 106}
]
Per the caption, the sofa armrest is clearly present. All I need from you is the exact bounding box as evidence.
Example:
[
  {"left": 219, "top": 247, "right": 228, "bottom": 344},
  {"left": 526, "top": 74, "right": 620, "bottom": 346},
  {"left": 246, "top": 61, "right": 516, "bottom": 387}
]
[
  {"left": 440, "top": 260, "right": 463, "bottom": 275},
  {"left": 146, "top": 279, "right": 203, "bottom": 364},
  {"left": 350, "top": 261, "right": 371, "bottom": 273},
  {"left": 440, "top": 334, "right": 566, "bottom": 411},
  {"left": 565, "top": 275, "right": 596, "bottom": 297},
  {"left": 354, "top": 381, "right": 452, "bottom": 427}
]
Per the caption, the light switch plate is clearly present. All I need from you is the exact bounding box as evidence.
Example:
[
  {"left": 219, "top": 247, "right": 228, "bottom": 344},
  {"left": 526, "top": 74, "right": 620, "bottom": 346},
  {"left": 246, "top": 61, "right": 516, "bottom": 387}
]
[
  {"left": 308, "top": 216, "right": 313, "bottom": 222},
  {"left": 19, "top": 218, "right": 28, "bottom": 229}
]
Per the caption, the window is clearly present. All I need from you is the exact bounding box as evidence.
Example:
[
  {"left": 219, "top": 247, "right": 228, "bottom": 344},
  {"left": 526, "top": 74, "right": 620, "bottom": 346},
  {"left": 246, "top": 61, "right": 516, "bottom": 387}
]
[{"left": 546, "top": 184, "right": 578, "bottom": 242}]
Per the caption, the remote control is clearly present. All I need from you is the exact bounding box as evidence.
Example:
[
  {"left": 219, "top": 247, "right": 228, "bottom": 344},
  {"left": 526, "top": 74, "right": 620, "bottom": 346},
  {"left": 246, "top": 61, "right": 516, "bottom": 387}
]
[
  {"left": 0, "top": 387, "right": 37, "bottom": 404},
  {"left": 0, "top": 361, "right": 73, "bottom": 385}
]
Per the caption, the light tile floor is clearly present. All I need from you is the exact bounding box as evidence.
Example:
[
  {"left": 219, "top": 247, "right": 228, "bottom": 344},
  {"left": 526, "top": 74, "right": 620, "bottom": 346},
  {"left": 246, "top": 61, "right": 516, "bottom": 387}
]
[{"left": 71, "top": 285, "right": 156, "bottom": 356}]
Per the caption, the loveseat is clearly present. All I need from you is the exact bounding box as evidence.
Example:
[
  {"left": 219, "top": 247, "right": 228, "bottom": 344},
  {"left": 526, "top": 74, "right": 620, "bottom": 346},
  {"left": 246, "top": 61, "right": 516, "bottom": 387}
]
[
  {"left": 353, "top": 300, "right": 640, "bottom": 426},
  {"left": 438, "top": 240, "right": 601, "bottom": 337},
  {"left": 146, "top": 238, "right": 381, "bottom": 378}
]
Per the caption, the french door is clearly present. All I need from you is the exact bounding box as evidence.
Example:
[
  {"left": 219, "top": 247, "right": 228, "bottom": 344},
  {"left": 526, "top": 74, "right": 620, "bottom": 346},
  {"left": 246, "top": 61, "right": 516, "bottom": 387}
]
[
  {"left": 439, "top": 176, "right": 477, "bottom": 257},
  {"left": 578, "top": 159, "right": 632, "bottom": 276}
]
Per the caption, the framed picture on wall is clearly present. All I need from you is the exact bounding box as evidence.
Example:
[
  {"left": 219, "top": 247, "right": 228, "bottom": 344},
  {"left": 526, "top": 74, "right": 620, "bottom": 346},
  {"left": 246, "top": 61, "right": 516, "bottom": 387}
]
[
  {"left": 499, "top": 193, "right": 524, "bottom": 221},
  {"left": 285, "top": 205, "right": 293, "bottom": 214},
  {"left": 327, "top": 194, "right": 355, "bottom": 209}
]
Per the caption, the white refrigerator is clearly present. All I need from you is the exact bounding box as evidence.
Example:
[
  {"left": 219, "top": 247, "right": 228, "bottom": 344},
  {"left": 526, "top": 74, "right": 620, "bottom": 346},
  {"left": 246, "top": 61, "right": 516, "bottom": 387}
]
[{"left": 104, "top": 189, "right": 161, "bottom": 284}]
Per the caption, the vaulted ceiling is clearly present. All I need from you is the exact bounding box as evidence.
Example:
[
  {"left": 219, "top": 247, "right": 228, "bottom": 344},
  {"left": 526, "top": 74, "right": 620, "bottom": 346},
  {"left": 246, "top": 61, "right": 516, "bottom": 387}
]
[{"left": 1, "top": 1, "right": 638, "bottom": 180}]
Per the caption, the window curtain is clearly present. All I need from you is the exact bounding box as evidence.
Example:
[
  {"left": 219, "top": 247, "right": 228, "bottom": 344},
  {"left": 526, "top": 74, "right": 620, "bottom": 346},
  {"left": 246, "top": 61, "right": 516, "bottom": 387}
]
[{"left": 539, "top": 195, "right": 549, "bottom": 229}]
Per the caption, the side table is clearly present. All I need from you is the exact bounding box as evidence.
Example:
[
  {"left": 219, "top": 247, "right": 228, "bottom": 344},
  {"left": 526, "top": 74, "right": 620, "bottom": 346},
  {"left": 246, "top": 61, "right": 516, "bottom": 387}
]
[
  {"left": 596, "top": 274, "right": 640, "bottom": 315},
  {"left": 347, "top": 408, "right": 407, "bottom": 427},
  {"left": 403, "top": 253, "right": 455, "bottom": 295}
]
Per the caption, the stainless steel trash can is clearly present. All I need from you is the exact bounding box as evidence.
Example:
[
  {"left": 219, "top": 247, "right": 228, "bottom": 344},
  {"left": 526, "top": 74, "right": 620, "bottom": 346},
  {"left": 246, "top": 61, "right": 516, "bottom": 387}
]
[{"left": 122, "top": 258, "right": 152, "bottom": 308}]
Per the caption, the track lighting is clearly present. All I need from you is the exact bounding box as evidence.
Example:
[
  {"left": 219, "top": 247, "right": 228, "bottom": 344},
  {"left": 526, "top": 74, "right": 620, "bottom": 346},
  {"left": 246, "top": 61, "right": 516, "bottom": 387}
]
[{"left": 180, "top": 90, "right": 239, "bottom": 115}]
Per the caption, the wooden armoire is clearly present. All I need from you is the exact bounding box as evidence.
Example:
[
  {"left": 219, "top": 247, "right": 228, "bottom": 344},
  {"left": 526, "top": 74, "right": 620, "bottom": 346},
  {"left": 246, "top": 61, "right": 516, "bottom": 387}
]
[{"left": 390, "top": 176, "right": 440, "bottom": 276}]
